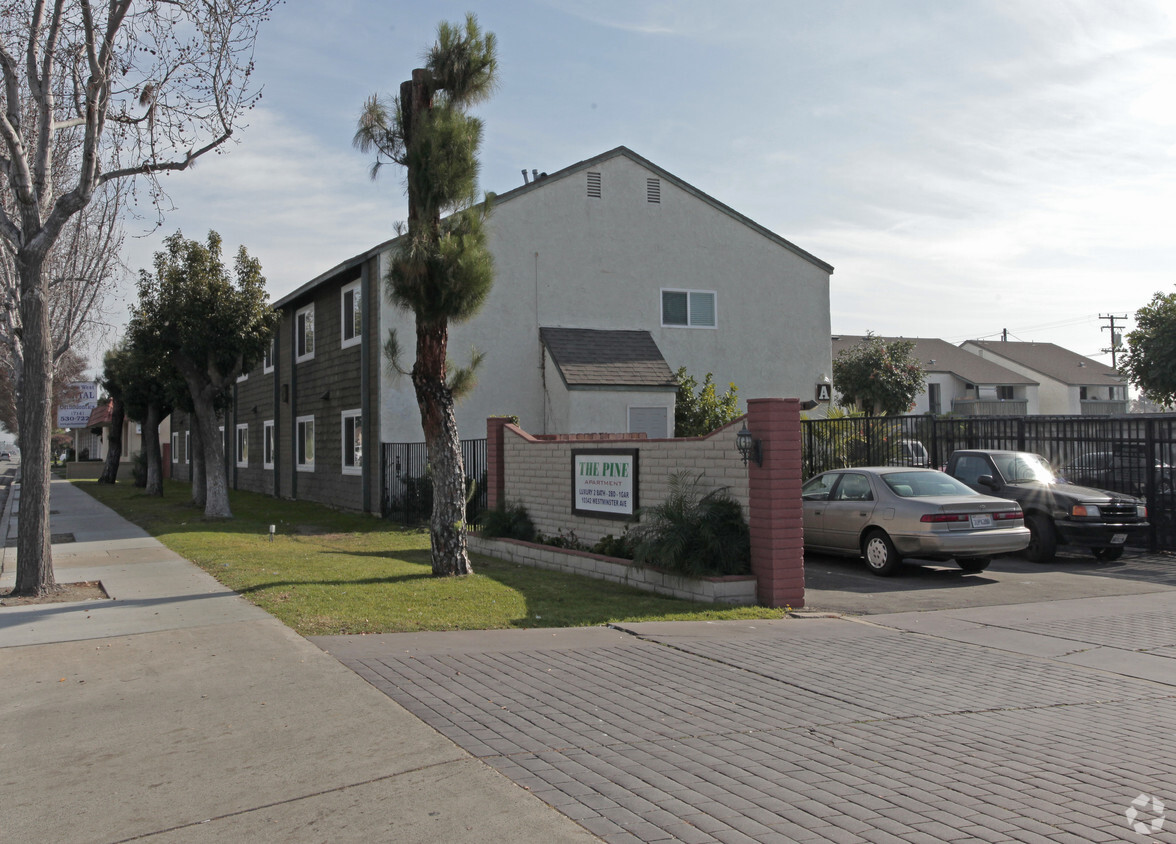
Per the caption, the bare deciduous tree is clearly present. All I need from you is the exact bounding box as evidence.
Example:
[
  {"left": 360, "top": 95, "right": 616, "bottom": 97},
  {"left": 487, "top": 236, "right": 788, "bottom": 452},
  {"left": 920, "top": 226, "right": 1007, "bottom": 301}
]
[{"left": 0, "top": 0, "right": 279, "bottom": 596}]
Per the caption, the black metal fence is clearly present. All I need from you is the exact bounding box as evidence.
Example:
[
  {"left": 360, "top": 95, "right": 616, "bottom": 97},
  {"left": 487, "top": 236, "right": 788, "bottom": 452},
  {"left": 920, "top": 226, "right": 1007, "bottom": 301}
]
[
  {"left": 381, "top": 438, "right": 488, "bottom": 527},
  {"left": 802, "top": 414, "right": 1176, "bottom": 550}
]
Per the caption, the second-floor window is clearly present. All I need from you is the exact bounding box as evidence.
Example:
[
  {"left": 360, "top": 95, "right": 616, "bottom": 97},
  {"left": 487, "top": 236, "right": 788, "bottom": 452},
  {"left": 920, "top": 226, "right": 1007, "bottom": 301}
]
[
  {"left": 263, "top": 338, "right": 274, "bottom": 373},
  {"left": 661, "top": 289, "right": 716, "bottom": 328},
  {"left": 296, "top": 304, "right": 315, "bottom": 362},
  {"left": 341, "top": 281, "right": 361, "bottom": 348}
]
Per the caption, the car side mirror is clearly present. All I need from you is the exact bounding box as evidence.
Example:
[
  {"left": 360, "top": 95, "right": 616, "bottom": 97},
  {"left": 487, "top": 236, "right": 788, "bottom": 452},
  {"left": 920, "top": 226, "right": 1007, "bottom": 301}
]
[{"left": 977, "top": 474, "right": 999, "bottom": 491}]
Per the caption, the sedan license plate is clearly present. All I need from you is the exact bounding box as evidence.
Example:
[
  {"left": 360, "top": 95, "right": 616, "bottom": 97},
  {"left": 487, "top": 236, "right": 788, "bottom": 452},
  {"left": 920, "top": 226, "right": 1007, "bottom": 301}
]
[
  {"left": 970, "top": 514, "right": 993, "bottom": 529},
  {"left": 1111, "top": 533, "right": 1127, "bottom": 544}
]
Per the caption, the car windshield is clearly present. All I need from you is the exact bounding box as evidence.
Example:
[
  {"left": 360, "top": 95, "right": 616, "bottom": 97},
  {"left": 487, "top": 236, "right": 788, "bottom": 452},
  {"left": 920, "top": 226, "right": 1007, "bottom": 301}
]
[
  {"left": 883, "top": 472, "right": 977, "bottom": 497},
  {"left": 992, "top": 452, "right": 1058, "bottom": 484}
]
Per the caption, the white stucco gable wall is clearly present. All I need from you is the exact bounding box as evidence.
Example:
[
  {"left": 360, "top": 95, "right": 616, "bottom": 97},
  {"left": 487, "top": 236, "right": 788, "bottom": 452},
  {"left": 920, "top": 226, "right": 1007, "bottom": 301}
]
[
  {"left": 961, "top": 342, "right": 1075, "bottom": 414},
  {"left": 379, "top": 149, "right": 832, "bottom": 443}
]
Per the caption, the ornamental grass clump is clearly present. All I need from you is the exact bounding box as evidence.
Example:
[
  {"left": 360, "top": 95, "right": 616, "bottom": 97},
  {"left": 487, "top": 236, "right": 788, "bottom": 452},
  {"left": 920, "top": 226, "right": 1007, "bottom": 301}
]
[
  {"left": 479, "top": 500, "right": 536, "bottom": 542},
  {"left": 629, "top": 471, "right": 751, "bottom": 577}
]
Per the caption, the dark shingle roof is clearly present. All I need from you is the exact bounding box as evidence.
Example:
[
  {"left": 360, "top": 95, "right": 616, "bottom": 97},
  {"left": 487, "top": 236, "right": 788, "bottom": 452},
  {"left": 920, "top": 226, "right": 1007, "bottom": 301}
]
[
  {"left": 964, "top": 340, "right": 1124, "bottom": 386},
  {"left": 832, "top": 336, "right": 1035, "bottom": 385},
  {"left": 539, "top": 328, "right": 677, "bottom": 389}
]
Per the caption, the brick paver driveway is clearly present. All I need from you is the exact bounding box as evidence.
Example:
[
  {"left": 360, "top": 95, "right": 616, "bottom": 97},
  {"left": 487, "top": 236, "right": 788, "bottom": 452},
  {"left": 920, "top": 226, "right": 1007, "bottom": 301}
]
[{"left": 315, "top": 583, "right": 1176, "bottom": 844}]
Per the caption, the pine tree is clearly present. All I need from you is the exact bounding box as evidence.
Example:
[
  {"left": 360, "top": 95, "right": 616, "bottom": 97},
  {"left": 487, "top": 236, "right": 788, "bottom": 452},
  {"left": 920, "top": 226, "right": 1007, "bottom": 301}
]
[{"left": 355, "top": 15, "right": 498, "bottom": 576}]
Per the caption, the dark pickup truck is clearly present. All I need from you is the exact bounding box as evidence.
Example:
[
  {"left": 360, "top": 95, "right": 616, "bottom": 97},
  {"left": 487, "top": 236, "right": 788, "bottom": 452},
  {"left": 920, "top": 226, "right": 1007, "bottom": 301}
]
[{"left": 943, "top": 449, "right": 1149, "bottom": 562}]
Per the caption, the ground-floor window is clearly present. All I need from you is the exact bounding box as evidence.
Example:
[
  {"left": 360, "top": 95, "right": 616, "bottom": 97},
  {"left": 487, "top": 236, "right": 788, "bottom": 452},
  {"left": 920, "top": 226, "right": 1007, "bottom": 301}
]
[
  {"left": 171, "top": 432, "right": 179, "bottom": 463},
  {"left": 235, "top": 424, "right": 249, "bottom": 468},
  {"left": 263, "top": 420, "right": 275, "bottom": 470},
  {"left": 341, "top": 409, "right": 362, "bottom": 475},
  {"left": 296, "top": 415, "right": 315, "bottom": 471}
]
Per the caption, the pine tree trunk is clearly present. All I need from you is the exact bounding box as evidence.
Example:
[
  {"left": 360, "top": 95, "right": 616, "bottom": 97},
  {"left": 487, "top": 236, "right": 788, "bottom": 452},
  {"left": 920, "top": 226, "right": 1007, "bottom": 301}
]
[
  {"left": 143, "top": 403, "right": 164, "bottom": 496},
  {"left": 190, "top": 390, "right": 231, "bottom": 518},
  {"left": 96, "top": 398, "right": 125, "bottom": 483},
  {"left": 190, "top": 418, "right": 206, "bottom": 509},
  {"left": 413, "top": 319, "right": 471, "bottom": 576},
  {"left": 12, "top": 254, "right": 54, "bottom": 596}
]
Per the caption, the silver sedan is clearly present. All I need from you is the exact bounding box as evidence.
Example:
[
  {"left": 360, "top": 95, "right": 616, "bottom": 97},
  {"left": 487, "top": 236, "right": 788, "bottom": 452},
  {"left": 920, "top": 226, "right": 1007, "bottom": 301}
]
[{"left": 802, "top": 467, "right": 1031, "bottom": 576}]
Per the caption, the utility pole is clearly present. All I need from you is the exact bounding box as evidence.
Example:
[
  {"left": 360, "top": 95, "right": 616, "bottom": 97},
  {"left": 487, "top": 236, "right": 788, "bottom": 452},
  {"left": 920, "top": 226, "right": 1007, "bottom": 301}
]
[{"left": 1100, "top": 313, "right": 1128, "bottom": 367}]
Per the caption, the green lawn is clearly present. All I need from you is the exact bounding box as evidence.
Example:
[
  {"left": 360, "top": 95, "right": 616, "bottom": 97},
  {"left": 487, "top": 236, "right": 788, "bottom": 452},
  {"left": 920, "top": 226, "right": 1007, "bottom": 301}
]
[{"left": 75, "top": 479, "right": 786, "bottom": 635}]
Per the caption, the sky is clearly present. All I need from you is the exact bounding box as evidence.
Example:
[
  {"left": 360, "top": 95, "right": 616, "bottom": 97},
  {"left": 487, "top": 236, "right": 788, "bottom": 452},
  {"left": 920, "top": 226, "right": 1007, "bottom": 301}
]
[{"left": 106, "top": 0, "right": 1176, "bottom": 370}]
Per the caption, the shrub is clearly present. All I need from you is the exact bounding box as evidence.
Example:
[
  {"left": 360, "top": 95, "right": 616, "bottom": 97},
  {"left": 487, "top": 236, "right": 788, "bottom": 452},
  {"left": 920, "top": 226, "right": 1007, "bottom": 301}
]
[
  {"left": 592, "top": 530, "right": 634, "bottom": 559},
  {"left": 479, "top": 500, "right": 536, "bottom": 541},
  {"left": 628, "top": 471, "right": 750, "bottom": 576},
  {"left": 539, "top": 528, "right": 588, "bottom": 551}
]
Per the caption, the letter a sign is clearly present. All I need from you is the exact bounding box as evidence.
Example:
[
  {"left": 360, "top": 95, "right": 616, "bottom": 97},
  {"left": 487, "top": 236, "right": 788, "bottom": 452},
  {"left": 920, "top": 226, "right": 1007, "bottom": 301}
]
[{"left": 815, "top": 382, "right": 832, "bottom": 402}]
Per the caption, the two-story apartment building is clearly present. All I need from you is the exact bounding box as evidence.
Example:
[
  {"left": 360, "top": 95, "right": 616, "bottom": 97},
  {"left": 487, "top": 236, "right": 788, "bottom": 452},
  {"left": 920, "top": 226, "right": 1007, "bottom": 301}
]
[
  {"left": 960, "top": 340, "right": 1128, "bottom": 415},
  {"left": 173, "top": 147, "right": 835, "bottom": 513},
  {"left": 832, "top": 336, "right": 1037, "bottom": 416}
]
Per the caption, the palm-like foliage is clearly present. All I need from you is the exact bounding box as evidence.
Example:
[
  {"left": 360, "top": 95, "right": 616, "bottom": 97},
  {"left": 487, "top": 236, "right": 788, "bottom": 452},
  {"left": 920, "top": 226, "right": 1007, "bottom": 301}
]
[{"left": 630, "top": 472, "right": 751, "bottom": 577}]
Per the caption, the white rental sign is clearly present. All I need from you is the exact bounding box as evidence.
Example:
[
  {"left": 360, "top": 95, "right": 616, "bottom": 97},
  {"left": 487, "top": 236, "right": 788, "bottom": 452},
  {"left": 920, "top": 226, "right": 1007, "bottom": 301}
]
[
  {"left": 67, "top": 381, "right": 98, "bottom": 407},
  {"left": 571, "top": 449, "right": 639, "bottom": 519},
  {"left": 57, "top": 406, "right": 93, "bottom": 427}
]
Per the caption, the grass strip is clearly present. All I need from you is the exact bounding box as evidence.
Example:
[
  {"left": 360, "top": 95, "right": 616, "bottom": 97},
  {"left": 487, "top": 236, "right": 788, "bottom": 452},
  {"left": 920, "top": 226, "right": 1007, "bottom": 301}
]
[{"left": 75, "top": 479, "right": 786, "bottom": 635}]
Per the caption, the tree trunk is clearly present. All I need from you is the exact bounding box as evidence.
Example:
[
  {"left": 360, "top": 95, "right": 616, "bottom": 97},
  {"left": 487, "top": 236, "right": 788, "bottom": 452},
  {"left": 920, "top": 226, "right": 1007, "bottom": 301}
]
[
  {"left": 13, "top": 255, "right": 54, "bottom": 596},
  {"left": 413, "top": 319, "right": 471, "bottom": 576},
  {"left": 189, "top": 387, "right": 231, "bottom": 518},
  {"left": 143, "top": 402, "right": 163, "bottom": 496},
  {"left": 96, "top": 398, "right": 125, "bottom": 483},
  {"left": 189, "top": 417, "right": 206, "bottom": 509}
]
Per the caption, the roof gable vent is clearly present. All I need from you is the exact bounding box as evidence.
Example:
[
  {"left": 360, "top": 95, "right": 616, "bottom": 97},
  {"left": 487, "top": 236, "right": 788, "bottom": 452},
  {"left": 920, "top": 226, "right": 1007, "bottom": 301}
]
[
  {"left": 646, "top": 177, "right": 661, "bottom": 204},
  {"left": 587, "top": 171, "right": 601, "bottom": 198}
]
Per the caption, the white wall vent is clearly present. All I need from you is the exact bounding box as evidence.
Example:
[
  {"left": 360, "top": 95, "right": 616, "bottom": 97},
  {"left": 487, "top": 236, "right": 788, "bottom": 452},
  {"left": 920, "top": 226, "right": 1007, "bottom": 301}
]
[
  {"left": 587, "top": 171, "right": 601, "bottom": 198},
  {"left": 646, "top": 178, "right": 661, "bottom": 204}
]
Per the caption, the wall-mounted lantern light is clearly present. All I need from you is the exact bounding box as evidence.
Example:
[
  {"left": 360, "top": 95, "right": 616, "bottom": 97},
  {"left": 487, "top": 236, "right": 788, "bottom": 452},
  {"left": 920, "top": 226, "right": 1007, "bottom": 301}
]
[{"left": 736, "top": 423, "right": 762, "bottom": 467}]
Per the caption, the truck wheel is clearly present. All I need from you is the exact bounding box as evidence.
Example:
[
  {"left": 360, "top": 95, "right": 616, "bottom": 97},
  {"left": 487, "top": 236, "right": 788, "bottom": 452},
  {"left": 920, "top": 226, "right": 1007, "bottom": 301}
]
[
  {"left": 861, "top": 529, "right": 900, "bottom": 576},
  {"left": 956, "top": 557, "right": 991, "bottom": 573},
  {"left": 1024, "top": 514, "right": 1057, "bottom": 563},
  {"left": 1092, "top": 547, "right": 1124, "bottom": 562}
]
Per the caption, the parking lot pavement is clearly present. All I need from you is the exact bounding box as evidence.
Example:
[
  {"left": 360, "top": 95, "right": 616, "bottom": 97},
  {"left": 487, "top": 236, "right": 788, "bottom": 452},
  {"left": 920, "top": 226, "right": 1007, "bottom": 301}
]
[
  {"left": 803, "top": 546, "right": 1176, "bottom": 615},
  {"left": 314, "top": 587, "right": 1176, "bottom": 844}
]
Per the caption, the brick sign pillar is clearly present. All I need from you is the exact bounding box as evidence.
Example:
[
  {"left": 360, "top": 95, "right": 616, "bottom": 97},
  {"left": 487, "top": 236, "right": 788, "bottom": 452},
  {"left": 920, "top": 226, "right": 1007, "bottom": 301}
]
[
  {"left": 746, "top": 398, "right": 805, "bottom": 608},
  {"left": 486, "top": 417, "right": 510, "bottom": 511}
]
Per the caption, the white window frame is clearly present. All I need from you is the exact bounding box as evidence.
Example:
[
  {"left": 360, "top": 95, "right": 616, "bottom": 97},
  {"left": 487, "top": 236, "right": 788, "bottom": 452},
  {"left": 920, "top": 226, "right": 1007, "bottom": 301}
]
[
  {"left": 296, "top": 414, "right": 315, "bottom": 472},
  {"left": 263, "top": 338, "right": 274, "bottom": 374},
  {"left": 340, "top": 280, "right": 362, "bottom": 349},
  {"left": 235, "top": 423, "right": 249, "bottom": 468},
  {"left": 660, "top": 288, "right": 717, "bottom": 329},
  {"left": 340, "top": 409, "right": 362, "bottom": 475},
  {"left": 171, "top": 432, "right": 179, "bottom": 463},
  {"left": 296, "top": 303, "right": 315, "bottom": 362},
  {"left": 263, "top": 420, "right": 275, "bottom": 470}
]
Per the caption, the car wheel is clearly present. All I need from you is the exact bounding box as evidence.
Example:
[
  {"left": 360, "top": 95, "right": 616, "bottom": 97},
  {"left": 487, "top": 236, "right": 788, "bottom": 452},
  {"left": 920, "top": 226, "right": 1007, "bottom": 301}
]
[
  {"left": 956, "top": 556, "right": 991, "bottom": 573},
  {"left": 1024, "top": 514, "right": 1057, "bottom": 563},
  {"left": 1092, "top": 547, "right": 1124, "bottom": 562},
  {"left": 861, "top": 529, "right": 901, "bottom": 576}
]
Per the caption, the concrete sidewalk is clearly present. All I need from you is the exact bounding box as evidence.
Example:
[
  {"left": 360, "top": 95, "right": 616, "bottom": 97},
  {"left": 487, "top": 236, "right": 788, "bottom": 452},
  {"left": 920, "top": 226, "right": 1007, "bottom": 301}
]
[{"left": 0, "top": 479, "right": 600, "bottom": 843}]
